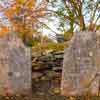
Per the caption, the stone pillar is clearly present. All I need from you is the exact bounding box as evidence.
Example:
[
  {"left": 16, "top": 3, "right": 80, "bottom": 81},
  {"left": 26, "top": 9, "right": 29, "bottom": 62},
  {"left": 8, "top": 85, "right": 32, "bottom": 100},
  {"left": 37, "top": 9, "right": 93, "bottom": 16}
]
[
  {"left": 61, "top": 31, "right": 100, "bottom": 96},
  {"left": 0, "top": 33, "right": 31, "bottom": 95}
]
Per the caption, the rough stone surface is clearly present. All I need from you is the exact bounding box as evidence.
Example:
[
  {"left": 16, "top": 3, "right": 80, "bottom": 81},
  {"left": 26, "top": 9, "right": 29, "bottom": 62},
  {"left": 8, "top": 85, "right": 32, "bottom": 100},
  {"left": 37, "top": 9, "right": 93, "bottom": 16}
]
[
  {"left": 0, "top": 33, "right": 31, "bottom": 95},
  {"left": 61, "top": 31, "right": 100, "bottom": 96}
]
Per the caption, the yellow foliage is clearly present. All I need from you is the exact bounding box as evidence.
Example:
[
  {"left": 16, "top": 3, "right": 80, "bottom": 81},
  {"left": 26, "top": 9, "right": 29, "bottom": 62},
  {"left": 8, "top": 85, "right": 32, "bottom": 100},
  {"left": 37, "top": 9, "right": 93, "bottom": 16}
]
[
  {"left": 69, "top": 97, "right": 76, "bottom": 100},
  {"left": 27, "top": 0, "right": 36, "bottom": 9},
  {"left": 52, "top": 88, "right": 60, "bottom": 94},
  {"left": 0, "top": 26, "right": 10, "bottom": 37},
  {"left": 16, "top": 0, "right": 25, "bottom": 4}
]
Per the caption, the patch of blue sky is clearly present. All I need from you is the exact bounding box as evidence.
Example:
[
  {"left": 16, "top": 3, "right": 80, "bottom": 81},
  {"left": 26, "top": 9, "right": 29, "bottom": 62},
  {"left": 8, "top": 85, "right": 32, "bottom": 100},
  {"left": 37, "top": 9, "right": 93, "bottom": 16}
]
[
  {"left": 95, "top": 11, "right": 100, "bottom": 25},
  {"left": 84, "top": 14, "right": 90, "bottom": 24},
  {"left": 0, "top": 11, "right": 3, "bottom": 16},
  {"left": 0, "top": 0, "right": 12, "bottom": 27},
  {"left": 0, "top": 11, "right": 11, "bottom": 27},
  {"left": 0, "top": 0, "right": 13, "bottom": 8},
  {"left": 47, "top": 0, "right": 64, "bottom": 11}
]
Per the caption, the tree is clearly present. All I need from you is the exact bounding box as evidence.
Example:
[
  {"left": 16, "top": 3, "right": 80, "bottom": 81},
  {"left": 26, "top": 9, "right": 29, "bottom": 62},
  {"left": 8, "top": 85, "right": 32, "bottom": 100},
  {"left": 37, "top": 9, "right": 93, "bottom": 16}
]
[
  {"left": 0, "top": 26, "right": 10, "bottom": 37},
  {"left": 47, "top": 0, "right": 100, "bottom": 32},
  {"left": 0, "top": 0, "right": 48, "bottom": 45}
]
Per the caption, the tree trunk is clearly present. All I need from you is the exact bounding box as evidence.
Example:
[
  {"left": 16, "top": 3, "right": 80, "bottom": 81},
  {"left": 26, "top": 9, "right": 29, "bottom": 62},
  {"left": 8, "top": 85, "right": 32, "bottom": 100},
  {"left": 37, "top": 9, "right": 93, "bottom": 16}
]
[{"left": 80, "top": 15, "right": 86, "bottom": 31}]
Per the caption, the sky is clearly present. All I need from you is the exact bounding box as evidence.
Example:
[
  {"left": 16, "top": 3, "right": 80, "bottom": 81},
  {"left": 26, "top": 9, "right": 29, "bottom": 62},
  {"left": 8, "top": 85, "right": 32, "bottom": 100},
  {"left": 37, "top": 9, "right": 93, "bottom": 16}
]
[{"left": 0, "top": 0, "right": 100, "bottom": 41}]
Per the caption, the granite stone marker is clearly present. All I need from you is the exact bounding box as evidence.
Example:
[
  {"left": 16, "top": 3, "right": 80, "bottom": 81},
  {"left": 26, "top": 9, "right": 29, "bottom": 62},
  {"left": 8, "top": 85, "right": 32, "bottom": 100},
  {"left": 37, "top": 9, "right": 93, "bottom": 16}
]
[
  {"left": 0, "top": 32, "right": 31, "bottom": 95},
  {"left": 61, "top": 31, "right": 100, "bottom": 96}
]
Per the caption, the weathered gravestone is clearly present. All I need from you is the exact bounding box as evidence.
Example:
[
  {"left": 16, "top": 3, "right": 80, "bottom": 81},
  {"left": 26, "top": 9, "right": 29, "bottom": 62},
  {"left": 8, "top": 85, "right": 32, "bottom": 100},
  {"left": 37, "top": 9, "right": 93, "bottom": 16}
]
[
  {"left": 0, "top": 32, "right": 31, "bottom": 95},
  {"left": 61, "top": 31, "right": 100, "bottom": 96}
]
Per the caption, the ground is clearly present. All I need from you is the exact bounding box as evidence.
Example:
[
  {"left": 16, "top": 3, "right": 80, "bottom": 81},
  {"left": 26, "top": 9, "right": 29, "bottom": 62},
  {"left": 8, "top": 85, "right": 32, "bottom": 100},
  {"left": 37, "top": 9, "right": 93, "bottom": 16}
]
[{"left": 0, "top": 74, "right": 99, "bottom": 100}]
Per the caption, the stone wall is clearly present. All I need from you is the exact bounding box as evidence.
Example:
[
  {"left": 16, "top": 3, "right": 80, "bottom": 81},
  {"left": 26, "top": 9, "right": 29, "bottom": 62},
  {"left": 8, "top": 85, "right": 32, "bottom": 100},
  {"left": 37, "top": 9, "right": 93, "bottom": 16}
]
[
  {"left": 0, "top": 33, "right": 31, "bottom": 95},
  {"left": 61, "top": 31, "right": 100, "bottom": 96}
]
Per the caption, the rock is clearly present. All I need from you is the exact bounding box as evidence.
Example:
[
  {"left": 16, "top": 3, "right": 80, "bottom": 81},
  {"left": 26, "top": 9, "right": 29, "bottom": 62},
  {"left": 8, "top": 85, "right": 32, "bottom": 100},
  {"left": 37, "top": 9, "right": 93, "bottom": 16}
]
[
  {"left": 52, "top": 67, "right": 62, "bottom": 72},
  {"left": 52, "top": 87, "right": 60, "bottom": 94},
  {"left": 46, "top": 71, "right": 57, "bottom": 79},
  {"left": 0, "top": 32, "right": 31, "bottom": 95},
  {"left": 61, "top": 31, "right": 100, "bottom": 96},
  {"left": 54, "top": 51, "right": 64, "bottom": 59},
  {"left": 44, "top": 49, "right": 54, "bottom": 55},
  {"left": 53, "top": 51, "right": 64, "bottom": 55},
  {"left": 54, "top": 54, "right": 63, "bottom": 59},
  {"left": 32, "top": 72, "right": 43, "bottom": 79}
]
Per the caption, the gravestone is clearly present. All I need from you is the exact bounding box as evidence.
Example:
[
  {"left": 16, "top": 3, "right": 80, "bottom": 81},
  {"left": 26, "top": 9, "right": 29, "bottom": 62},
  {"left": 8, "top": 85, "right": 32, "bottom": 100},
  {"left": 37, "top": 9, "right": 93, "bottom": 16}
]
[
  {"left": 0, "top": 32, "right": 31, "bottom": 95},
  {"left": 61, "top": 31, "right": 100, "bottom": 96}
]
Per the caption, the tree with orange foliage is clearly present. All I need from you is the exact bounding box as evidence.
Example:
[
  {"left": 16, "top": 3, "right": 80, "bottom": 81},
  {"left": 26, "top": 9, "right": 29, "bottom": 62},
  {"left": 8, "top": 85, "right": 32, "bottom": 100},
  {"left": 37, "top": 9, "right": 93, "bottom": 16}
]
[
  {"left": 0, "top": 26, "right": 10, "bottom": 37},
  {"left": 0, "top": 0, "right": 47, "bottom": 45}
]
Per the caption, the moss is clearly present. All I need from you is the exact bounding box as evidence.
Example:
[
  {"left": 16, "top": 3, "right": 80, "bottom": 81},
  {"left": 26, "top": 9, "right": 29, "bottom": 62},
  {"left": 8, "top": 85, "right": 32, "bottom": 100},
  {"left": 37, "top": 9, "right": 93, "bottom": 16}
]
[{"left": 32, "top": 42, "right": 66, "bottom": 52}]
